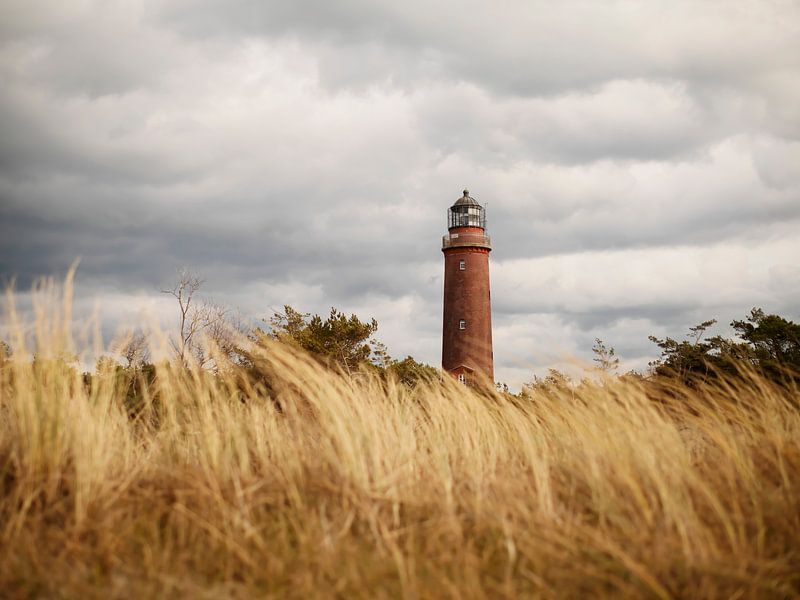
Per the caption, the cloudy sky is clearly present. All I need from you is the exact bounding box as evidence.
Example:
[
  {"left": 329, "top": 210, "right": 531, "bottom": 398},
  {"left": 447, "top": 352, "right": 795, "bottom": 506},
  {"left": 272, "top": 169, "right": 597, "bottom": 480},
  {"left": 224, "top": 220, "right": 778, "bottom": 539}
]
[{"left": 1, "top": 0, "right": 799, "bottom": 387}]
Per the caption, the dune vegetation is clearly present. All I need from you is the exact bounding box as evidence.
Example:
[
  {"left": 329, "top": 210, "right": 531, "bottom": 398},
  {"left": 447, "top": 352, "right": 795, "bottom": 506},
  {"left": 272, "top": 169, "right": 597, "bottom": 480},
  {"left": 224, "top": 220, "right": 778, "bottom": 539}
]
[{"left": 1, "top": 278, "right": 799, "bottom": 599}]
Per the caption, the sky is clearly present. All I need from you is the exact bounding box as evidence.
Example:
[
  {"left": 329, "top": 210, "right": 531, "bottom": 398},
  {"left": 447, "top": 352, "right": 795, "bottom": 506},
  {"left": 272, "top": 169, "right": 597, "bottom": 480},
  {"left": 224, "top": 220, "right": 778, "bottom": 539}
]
[{"left": 1, "top": 0, "right": 799, "bottom": 388}]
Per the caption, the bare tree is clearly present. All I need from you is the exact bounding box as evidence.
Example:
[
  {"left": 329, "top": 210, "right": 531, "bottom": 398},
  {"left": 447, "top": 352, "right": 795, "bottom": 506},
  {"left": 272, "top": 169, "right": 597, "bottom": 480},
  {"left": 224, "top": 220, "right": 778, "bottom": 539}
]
[
  {"left": 161, "top": 269, "right": 248, "bottom": 369},
  {"left": 119, "top": 331, "right": 150, "bottom": 370},
  {"left": 192, "top": 300, "right": 239, "bottom": 370},
  {"left": 161, "top": 268, "right": 206, "bottom": 362}
]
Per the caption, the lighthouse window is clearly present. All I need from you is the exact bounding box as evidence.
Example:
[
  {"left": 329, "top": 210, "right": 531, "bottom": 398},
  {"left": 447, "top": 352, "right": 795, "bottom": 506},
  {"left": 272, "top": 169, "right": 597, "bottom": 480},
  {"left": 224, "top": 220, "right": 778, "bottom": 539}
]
[
  {"left": 459, "top": 260, "right": 465, "bottom": 270},
  {"left": 459, "top": 320, "right": 466, "bottom": 330}
]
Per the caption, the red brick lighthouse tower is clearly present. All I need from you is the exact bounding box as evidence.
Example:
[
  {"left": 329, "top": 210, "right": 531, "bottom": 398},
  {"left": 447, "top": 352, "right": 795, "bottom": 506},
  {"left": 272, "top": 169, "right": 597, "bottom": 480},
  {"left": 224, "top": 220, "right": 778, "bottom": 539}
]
[{"left": 442, "top": 189, "right": 494, "bottom": 384}]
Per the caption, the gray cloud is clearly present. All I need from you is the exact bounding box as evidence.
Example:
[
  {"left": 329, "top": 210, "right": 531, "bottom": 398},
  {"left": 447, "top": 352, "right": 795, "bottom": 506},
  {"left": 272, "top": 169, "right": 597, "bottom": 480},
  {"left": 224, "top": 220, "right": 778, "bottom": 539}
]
[
  {"left": 1, "top": 0, "right": 799, "bottom": 388},
  {"left": 153, "top": 1, "right": 800, "bottom": 94}
]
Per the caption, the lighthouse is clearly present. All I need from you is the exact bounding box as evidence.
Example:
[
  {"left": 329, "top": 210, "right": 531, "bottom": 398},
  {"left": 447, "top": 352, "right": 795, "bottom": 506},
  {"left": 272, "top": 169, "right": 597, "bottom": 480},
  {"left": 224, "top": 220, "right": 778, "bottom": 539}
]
[{"left": 441, "top": 189, "right": 494, "bottom": 384}]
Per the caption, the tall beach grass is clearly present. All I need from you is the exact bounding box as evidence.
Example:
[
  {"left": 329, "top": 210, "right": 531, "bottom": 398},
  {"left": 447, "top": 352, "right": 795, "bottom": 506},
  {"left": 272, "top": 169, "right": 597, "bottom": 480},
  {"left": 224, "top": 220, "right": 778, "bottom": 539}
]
[{"left": 0, "top": 278, "right": 798, "bottom": 598}]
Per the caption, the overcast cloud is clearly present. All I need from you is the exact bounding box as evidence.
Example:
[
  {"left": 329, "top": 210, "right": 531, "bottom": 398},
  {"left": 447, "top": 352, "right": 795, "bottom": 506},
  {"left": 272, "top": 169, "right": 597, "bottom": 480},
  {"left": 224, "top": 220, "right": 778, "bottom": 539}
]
[{"left": 1, "top": 0, "right": 799, "bottom": 387}]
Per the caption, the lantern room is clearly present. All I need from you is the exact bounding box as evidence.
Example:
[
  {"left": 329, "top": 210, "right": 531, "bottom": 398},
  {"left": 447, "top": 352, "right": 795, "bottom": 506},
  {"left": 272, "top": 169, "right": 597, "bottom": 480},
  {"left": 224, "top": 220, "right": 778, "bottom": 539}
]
[{"left": 447, "top": 189, "right": 486, "bottom": 230}]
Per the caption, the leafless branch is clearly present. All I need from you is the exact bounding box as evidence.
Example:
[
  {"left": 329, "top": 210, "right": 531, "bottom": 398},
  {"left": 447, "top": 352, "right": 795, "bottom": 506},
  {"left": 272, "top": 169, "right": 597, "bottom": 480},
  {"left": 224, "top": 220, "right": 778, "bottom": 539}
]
[
  {"left": 161, "top": 268, "right": 205, "bottom": 362},
  {"left": 118, "top": 331, "right": 150, "bottom": 370},
  {"left": 161, "top": 269, "right": 250, "bottom": 369}
]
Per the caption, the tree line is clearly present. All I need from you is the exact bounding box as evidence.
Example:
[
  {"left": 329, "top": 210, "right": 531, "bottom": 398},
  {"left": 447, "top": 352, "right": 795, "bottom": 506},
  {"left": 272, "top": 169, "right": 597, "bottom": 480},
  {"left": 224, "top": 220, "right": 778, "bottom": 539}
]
[
  {"left": 1, "top": 268, "right": 798, "bottom": 409},
  {"left": 524, "top": 308, "right": 800, "bottom": 397}
]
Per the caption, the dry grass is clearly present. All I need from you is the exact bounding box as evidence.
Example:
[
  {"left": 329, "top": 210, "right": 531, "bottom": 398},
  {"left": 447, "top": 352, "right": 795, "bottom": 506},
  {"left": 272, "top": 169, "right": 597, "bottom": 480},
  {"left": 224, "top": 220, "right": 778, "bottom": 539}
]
[{"left": 1, "top": 280, "right": 799, "bottom": 599}]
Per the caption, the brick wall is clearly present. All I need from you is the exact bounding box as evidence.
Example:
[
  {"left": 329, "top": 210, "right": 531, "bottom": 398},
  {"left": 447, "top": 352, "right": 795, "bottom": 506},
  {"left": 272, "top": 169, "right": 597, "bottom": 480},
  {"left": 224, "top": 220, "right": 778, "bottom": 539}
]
[{"left": 441, "top": 241, "right": 493, "bottom": 382}]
